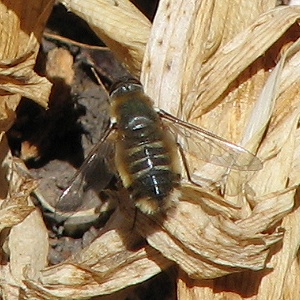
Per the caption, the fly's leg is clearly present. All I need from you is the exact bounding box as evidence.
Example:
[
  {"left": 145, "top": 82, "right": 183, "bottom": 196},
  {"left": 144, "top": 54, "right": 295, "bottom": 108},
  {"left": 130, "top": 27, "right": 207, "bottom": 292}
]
[
  {"left": 177, "top": 142, "right": 221, "bottom": 189},
  {"left": 177, "top": 142, "right": 197, "bottom": 185}
]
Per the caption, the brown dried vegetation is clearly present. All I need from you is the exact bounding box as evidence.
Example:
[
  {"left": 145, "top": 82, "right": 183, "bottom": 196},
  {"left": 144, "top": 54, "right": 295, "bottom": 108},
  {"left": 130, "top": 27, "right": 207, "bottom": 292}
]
[{"left": 1, "top": 0, "right": 300, "bottom": 299}]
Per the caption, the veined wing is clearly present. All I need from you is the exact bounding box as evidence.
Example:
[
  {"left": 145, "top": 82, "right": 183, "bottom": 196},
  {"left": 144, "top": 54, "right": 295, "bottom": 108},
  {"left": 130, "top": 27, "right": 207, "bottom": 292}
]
[
  {"left": 55, "top": 124, "right": 115, "bottom": 218},
  {"left": 159, "top": 109, "right": 262, "bottom": 171}
]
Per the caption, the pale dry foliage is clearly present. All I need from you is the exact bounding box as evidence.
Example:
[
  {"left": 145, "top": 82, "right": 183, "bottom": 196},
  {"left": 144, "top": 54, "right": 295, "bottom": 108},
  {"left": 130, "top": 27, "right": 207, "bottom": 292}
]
[
  {"left": 1, "top": 0, "right": 300, "bottom": 299},
  {"left": 0, "top": 0, "right": 53, "bottom": 299}
]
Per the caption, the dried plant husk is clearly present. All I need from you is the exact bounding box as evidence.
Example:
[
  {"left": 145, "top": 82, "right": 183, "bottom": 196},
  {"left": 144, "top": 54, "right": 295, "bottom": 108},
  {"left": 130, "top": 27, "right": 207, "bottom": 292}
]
[
  {"left": 60, "top": 0, "right": 151, "bottom": 76},
  {"left": 25, "top": 209, "right": 173, "bottom": 299},
  {"left": 141, "top": 1, "right": 300, "bottom": 299},
  {"left": 22, "top": 0, "right": 300, "bottom": 299},
  {"left": 0, "top": 1, "right": 53, "bottom": 299},
  {"left": 25, "top": 183, "right": 288, "bottom": 299}
]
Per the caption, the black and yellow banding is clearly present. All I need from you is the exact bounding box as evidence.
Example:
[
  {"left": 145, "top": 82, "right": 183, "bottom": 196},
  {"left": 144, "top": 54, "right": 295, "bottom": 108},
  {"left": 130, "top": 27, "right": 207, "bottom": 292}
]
[{"left": 110, "top": 80, "right": 180, "bottom": 214}]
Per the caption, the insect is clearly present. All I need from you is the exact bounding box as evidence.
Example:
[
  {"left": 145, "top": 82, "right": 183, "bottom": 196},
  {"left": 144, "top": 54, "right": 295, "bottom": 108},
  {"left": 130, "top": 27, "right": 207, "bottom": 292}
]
[{"left": 57, "top": 78, "right": 262, "bottom": 217}]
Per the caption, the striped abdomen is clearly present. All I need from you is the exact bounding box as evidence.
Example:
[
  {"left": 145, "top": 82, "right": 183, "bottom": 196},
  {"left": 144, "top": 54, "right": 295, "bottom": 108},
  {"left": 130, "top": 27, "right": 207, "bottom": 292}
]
[{"left": 111, "top": 84, "right": 180, "bottom": 214}]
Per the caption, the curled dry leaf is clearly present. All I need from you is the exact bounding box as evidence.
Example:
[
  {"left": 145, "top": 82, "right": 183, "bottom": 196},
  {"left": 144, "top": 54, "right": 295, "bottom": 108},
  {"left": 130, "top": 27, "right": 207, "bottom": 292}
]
[
  {"left": 59, "top": 0, "right": 151, "bottom": 76},
  {"left": 0, "top": 34, "right": 52, "bottom": 109},
  {"left": 0, "top": 157, "right": 49, "bottom": 296},
  {"left": 0, "top": 1, "right": 53, "bottom": 299},
  {"left": 141, "top": 1, "right": 300, "bottom": 299},
  {"left": 25, "top": 210, "right": 173, "bottom": 299},
  {"left": 0, "top": 177, "right": 37, "bottom": 232},
  {"left": 25, "top": 184, "right": 292, "bottom": 299},
  {"left": 134, "top": 184, "right": 291, "bottom": 278}
]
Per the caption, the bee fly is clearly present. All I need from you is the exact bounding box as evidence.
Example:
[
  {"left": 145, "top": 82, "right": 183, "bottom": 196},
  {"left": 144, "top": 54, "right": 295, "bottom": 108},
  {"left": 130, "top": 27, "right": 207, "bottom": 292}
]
[
  {"left": 58, "top": 78, "right": 262, "bottom": 217},
  {"left": 110, "top": 80, "right": 181, "bottom": 214}
]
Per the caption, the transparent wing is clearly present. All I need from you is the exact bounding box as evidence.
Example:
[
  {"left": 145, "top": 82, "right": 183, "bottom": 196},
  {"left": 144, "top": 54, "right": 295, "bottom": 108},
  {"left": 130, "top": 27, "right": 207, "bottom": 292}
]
[
  {"left": 55, "top": 124, "right": 116, "bottom": 218},
  {"left": 159, "top": 110, "right": 262, "bottom": 171}
]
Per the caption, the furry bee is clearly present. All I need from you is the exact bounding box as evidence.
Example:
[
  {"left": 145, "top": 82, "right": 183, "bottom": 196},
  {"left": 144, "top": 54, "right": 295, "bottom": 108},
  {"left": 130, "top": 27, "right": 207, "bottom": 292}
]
[{"left": 58, "top": 78, "right": 262, "bottom": 216}]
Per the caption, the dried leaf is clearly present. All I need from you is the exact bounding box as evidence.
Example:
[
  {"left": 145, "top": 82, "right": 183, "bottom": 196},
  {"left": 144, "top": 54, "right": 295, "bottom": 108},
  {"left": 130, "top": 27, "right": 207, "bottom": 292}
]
[
  {"left": 0, "top": 34, "right": 52, "bottom": 109},
  {"left": 0, "top": 206, "right": 34, "bottom": 231},
  {"left": 139, "top": 0, "right": 300, "bottom": 299},
  {"left": 25, "top": 210, "right": 172, "bottom": 299},
  {"left": 0, "top": 1, "right": 54, "bottom": 299},
  {"left": 59, "top": 0, "right": 151, "bottom": 76},
  {"left": 9, "top": 209, "right": 49, "bottom": 282},
  {"left": 188, "top": 6, "right": 300, "bottom": 118},
  {"left": 134, "top": 184, "right": 290, "bottom": 279}
]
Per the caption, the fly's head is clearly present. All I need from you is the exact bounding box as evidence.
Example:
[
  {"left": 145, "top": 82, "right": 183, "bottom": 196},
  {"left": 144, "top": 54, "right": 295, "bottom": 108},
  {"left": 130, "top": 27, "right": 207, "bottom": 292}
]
[{"left": 109, "top": 77, "right": 143, "bottom": 100}]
